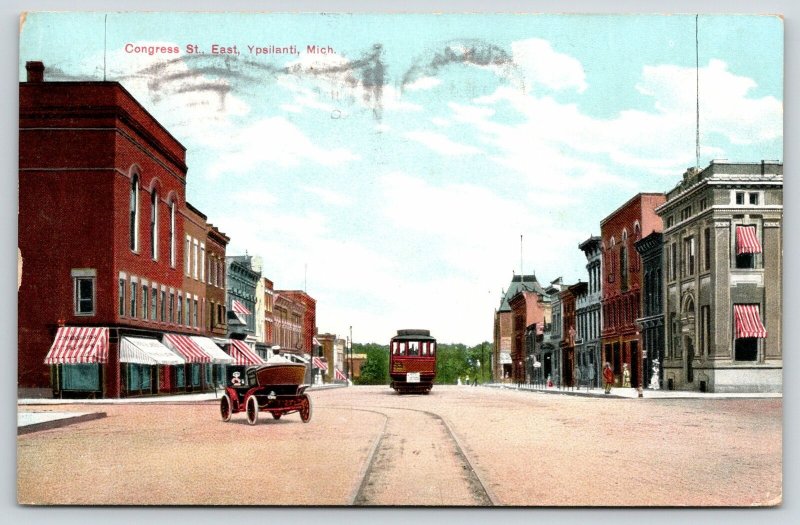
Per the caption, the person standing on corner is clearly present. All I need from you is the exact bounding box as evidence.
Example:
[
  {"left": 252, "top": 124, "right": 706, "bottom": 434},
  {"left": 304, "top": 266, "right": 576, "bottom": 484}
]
[{"left": 603, "top": 362, "right": 614, "bottom": 395}]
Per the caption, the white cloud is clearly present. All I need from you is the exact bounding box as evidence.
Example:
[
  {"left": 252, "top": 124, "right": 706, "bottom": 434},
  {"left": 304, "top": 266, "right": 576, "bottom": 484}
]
[
  {"left": 206, "top": 116, "right": 360, "bottom": 179},
  {"left": 404, "top": 130, "right": 482, "bottom": 156},
  {"left": 510, "top": 38, "right": 588, "bottom": 94},
  {"left": 404, "top": 76, "right": 441, "bottom": 91},
  {"left": 303, "top": 186, "right": 353, "bottom": 207}
]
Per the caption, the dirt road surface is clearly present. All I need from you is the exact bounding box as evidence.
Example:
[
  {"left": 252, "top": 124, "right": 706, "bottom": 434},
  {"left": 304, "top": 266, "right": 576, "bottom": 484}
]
[{"left": 17, "top": 385, "right": 781, "bottom": 506}]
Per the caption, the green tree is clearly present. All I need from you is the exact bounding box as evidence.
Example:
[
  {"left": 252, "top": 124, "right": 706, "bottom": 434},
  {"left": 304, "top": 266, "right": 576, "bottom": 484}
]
[
  {"left": 354, "top": 343, "right": 389, "bottom": 385},
  {"left": 434, "top": 342, "right": 493, "bottom": 384}
]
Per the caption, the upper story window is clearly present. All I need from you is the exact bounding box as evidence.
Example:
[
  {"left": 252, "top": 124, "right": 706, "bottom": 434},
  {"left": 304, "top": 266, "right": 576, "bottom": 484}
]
[
  {"left": 200, "top": 243, "right": 206, "bottom": 282},
  {"left": 735, "top": 192, "right": 745, "bottom": 205},
  {"left": 193, "top": 239, "right": 199, "bottom": 279},
  {"left": 749, "top": 193, "right": 759, "bottom": 205},
  {"left": 680, "top": 206, "right": 692, "bottom": 222},
  {"left": 699, "top": 198, "right": 708, "bottom": 211},
  {"left": 185, "top": 236, "right": 191, "bottom": 277},
  {"left": 735, "top": 225, "right": 762, "bottom": 269},
  {"left": 129, "top": 174, "right": 139, "bottom": 252},
  {"left": 169, "top": 199, "right": 176, "bottom": 267},
  {"left": 150, "top": 189, "right": 158, "bottom": 260},
  {"left": 666, "top": 216, "right": 674, "bottom": 228},
  {"left": 620, "top": 246, "right": 629, "bottom": 291},
  {"left": 683, "top": 236, "right": 696, "bottom": 276},
  {"left": 72, "top": 269, "right": 96, "bottom": 316}
]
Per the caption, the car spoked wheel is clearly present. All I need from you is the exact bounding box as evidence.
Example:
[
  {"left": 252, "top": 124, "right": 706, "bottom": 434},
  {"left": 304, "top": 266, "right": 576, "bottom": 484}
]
[
  {"left": 299, "top": 394, "right": 312, "bottom": 423},
  {"left": 246, "top": 395, "right": 259, "bottom": 425},
  {"left": 220, "top": 394, "right": 232, "bottom": 422}
]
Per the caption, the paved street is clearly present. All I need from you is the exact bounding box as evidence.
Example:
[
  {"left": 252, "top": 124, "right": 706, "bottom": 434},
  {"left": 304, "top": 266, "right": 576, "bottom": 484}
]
[{"left": 17, "top": 385, "right": 781, "bottom": 506}]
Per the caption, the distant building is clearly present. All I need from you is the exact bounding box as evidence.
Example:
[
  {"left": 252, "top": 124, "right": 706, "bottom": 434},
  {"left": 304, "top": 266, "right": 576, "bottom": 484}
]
[
  {"left": 493, "top": 274, "right": 543, "bottom": 381},
  {"left": 226, "top": 255, "right": 260, "bottom": 344},
  {"left": 656, "top": 161, "right": 782, "bottom": 393},
  {"left": 600, "top": 193, "right": 666, "bottom": 388},
  {"left": 543, "top": 278, "right": 566, "bottom": 386},
  {"left": 576, "top": 236, "right": 603, "bottom": 388},
  {"left": 561, "top": 283, "right": 583, "bottom": 387},
  {"left": 507, "top": 282, "right": 550, "bottom": 384}
]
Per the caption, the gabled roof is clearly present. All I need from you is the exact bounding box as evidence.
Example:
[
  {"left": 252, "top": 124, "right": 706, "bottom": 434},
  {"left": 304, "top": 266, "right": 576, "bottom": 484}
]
[{"left": 498, "top": 274, "right": 545, "bottom": 312}]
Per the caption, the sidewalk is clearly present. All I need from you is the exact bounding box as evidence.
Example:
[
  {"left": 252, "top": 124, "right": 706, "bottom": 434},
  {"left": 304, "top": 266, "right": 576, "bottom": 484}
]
[
  {"left": 17, "top": 383, "right": 347, "bottom": 433},
  {"left": 483, "top": 382, "right": 782, "bottom": 399}
]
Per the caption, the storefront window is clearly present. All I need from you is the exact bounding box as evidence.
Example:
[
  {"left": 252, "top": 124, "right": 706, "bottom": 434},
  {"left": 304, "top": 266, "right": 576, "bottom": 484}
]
[{"left": 61, "top": 364, "right": 100, "bottom": 391}]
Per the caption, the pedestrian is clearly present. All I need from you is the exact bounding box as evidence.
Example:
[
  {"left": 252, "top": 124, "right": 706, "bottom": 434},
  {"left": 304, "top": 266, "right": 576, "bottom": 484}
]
[
  {"left": 574, "top": 365, "right": 582, "bottom": 390},
  {"left": 622, "top": 363, "right": 631, "bottom": 388},
  {"left": 603, "top": 362, "right": 614, "bottom": 394}
]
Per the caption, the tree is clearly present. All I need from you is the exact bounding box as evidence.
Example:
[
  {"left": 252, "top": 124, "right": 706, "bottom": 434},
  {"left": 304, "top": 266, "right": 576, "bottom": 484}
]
[{"left": 354, "top": 343, "right": 389, "bottom": 385}]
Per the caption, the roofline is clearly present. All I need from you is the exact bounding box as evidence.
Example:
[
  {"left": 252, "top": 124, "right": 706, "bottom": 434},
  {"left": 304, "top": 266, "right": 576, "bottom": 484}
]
[{"left": 599, "top": 192, "right": 665, "bottom": 227}]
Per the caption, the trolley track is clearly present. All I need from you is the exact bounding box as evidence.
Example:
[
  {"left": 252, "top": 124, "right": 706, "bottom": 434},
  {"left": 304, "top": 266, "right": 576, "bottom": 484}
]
[{"left": 329, "top": 405, "right": 495, "bottom": 506}]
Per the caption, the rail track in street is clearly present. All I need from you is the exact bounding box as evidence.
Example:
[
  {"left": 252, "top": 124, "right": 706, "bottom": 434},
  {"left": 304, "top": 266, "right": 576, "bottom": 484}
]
[{"left": 328, "top": 405, "right": 495, "bottom": 506}]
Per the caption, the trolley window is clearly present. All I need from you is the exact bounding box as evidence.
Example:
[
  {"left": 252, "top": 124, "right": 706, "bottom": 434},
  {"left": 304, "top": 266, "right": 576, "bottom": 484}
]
[{"left": 408, "top": 341, "right": 419, "bottom": 356}]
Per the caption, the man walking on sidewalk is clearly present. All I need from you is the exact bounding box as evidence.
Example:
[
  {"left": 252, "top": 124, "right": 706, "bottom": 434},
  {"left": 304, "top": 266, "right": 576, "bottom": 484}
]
[{"left": 603, "top": 363, "right": 614, "bottom": 394}]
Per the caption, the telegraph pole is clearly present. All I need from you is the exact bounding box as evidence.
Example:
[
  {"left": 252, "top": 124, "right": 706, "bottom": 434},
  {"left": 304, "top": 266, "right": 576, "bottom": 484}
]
[{"left": 349, "top": 325, "right": 353, "bottom": 381}]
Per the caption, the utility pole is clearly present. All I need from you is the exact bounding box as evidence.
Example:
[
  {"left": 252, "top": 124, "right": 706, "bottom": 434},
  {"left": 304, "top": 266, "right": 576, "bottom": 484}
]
[{"left": 349, "top": 325, "right": 353, "bottom": 382}]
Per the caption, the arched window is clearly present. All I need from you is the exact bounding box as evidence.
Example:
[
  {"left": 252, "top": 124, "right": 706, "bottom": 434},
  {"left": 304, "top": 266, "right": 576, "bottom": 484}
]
[
  {"left": 129, "top": 173, "right": 139, "bottom": 252},
  {"left": 169, "top": 199, "right": 176, "bottom": 267},
  {"left": 150, "top": 188, "right": 158, "bottom": 260}
]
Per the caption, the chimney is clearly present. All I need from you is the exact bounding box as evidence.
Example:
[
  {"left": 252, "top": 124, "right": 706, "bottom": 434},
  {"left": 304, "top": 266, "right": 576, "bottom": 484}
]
[{"left": 26, "top": 61, "right": 44, "bottom": 82}]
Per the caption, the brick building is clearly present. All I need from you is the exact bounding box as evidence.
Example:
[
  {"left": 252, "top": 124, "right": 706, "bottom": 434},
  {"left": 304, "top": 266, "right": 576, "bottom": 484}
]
[
  {"left": 561, "top": 283, "right": 583, "bottom": 387},
  {"left": 600, "top": 193, "right": 666, "bottom": 389},
  {"left": 18, "top": 62, "right": 229, "bottom": 398},
  {"left": 493, "top": 274, "right": 543, "bottom": 381},
  {"left": 205, "top": 223, "right": 230, "bottom": 339},
  {"left": 508, "top": 286, "right": 549, "bottom": 384}
]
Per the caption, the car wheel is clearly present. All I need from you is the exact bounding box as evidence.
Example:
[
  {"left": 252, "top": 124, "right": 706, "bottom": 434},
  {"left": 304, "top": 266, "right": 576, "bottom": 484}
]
[
  {"left": 246, "top": 395, "right": 259, "bottom": 425},
  {"left": 220, "top": 393, "right": 232, "bottom": 422}
]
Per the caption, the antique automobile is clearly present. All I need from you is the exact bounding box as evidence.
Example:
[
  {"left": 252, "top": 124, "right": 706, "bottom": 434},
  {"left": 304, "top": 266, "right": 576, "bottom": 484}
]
[{"left": 220, "top": 363, "right": 312, "bottom": 425}]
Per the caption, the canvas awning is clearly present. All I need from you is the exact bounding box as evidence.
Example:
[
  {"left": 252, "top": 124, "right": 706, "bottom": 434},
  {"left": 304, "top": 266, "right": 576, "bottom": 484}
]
[
  {"left": 44, "top": 327, "right": 109, "bottom": 364},
  {"left": 228, "top": 339, "right": 265, "bottom": 366},
  {"left": 312, "top": 357, "right": 328, "bottom": 371},
  {"left": 120, "top": 337, "right": 185, "bottom": 366},
  {"left": 499, "top": 352, "right": 512, "bottom": 365},
  {"left": 162, "top": 333, "right": 211, "bottom": 363},
  {"left": 190, "top": 336, "right": 234, "bottom": 364},
  {"left": 736, "top": 225, "right": 762, "bottom": 255},
  {"left": 733, "top": 304, "right": 767, "bottom": 339}
]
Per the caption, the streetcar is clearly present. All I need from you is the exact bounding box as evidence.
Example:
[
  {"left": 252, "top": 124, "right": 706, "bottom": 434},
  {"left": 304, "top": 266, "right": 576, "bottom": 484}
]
[{"left": 389, "top": 329, "right": 437, "bottom": 394}]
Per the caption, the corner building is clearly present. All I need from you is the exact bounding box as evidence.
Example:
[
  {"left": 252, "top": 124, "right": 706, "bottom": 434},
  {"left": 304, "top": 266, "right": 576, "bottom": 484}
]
[
  {"left": 656, "top": 161, "right": 782, "bottom": 393},
  {"left": 18, "top": 62, "right": 220, "bottom": 398}
]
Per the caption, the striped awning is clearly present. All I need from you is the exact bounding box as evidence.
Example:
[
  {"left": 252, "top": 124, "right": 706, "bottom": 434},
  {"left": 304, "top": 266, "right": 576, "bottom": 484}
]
[
  {"left": 736, "top": 225, "right": 762, "bottom": 255},
  {"left": 44, "top": 327, "right": 109, "bottom": 364},
  {"left": 734, "top": 304, "right": 767, "bottom": 339},
  {"left": 312, "top": 357, "right": 327, "bottom": 371},
  {"left": 232, "top": 299, "right": 251, "bottom": 315},
  {"left": 162, "top": 333, "right": 211, "bottom": 363},
  {"left": 190, "top": 336, "right": 234, "bottom": 364},
  {"left": 335, "top": 368, "right": 348, "bottom": 381},
  {"left": 228, "top": 339, "right": 265, "bottom": 366},
  {"left": 120, "top": 337, "right": 185, "bottom": 366}
]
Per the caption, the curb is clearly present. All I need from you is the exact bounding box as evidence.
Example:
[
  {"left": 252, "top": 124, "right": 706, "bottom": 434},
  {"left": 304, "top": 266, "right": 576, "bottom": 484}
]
[{"left": 18, "top": 412, "right": 107, "bottom": 435}]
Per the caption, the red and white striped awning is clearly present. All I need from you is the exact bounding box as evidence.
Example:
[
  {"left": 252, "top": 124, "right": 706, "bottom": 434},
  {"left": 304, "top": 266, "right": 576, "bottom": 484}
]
[
  {"left": 162, "top": 333, "right": 211, "bottom": 363},
  {"left": 231, "top": 299, "right": 251, "bottom": 315},
  {"left": 44, "top": 327, "right": 109, "bottom": 364},
  {"left": 736, "top": 225, "right": 762, "bottom": 255},
  {"left": 312, "top": 357, "right": 327, "bottom": 371},
  {"left": 228, "top": 339, "right": 265, "bottom": 366},
  {"left": 335, "top": 368, "right": 348, "bottom": 381},
  {"left": 733, "top": 304, "right": 767, "bottom": 339}
]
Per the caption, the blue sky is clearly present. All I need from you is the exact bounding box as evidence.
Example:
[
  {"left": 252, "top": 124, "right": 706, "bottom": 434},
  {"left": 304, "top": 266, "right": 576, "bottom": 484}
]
[{"left": 19, "top": 12, "right": 783, "bottom": 344}]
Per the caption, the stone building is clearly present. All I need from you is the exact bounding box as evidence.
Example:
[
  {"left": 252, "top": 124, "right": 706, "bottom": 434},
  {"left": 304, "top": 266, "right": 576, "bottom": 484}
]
[
  {"left": 656, "top": 161, "right": 782, "bottom": 393},
  {"left": 226, "top": 255, "right": 260, "bottom": 344}
]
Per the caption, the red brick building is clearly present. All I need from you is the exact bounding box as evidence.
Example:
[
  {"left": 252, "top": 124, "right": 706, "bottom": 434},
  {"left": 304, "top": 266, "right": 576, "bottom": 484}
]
[
  {"left": 276, "top": 290, "right": 317, "bottom": 356},
  {"left": 18, "top": 62, "right": 228, "bottom": 398},
  {"left": 205, "top": 223, "right": 230, "bottom": 339},
  {"left": 600, "top": 193, "right": 666, "bottom": 388},
  {"left": 508, "top": 287, "right": 549, "bottom": 383}
]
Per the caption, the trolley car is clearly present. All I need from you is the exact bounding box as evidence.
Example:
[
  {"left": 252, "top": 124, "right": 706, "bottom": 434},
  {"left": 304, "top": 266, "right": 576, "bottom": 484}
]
[{"left": 389, "top": 329, "right": 437, "bottom": 394}]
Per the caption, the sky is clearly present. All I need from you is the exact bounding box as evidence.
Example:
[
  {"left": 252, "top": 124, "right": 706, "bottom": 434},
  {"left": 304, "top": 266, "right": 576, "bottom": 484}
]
[{"left": 18, "top": 12, "right": 783, "bottom": 345}]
